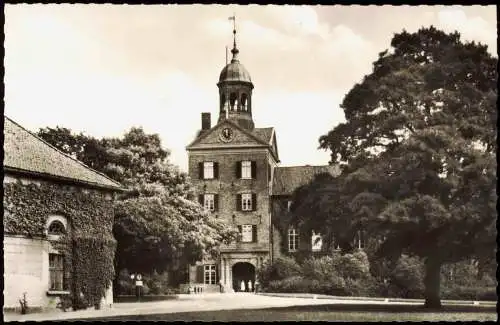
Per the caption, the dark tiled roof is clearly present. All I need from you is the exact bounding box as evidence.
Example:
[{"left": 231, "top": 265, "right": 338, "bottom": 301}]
[
  {"left": 252, "top": 127, "right": 273, "bottom": 144},
  {"left": 4, "top": 116, "right": 123, "bottom": 191},
  {"left": 272, "top": 165, "right": 340, "bottom": 196},
  {"left": 219, "top": 60, "right": 252, "bottom": 83}
]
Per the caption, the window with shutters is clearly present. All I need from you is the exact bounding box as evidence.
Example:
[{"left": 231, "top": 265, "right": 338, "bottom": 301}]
[
  {"left": 204, "top": 194, "right": 215, "bottom": 211},
  {"left": 237, "top": 161, "right": 256, "bottom": 179},
  {"left": 288, "top": 227, "right": 299, "bottom": 252},
  {"left": 241, "top": 225, "right": 253, "bottom": 242},
  {"left": 241, "top": 193, "right": 252, "bottom": 211},
  {"left": 203, "top": 162, "right": 214, "bottom": 179},
  {"left": 311, "top": 231, "right": 323, "bottom": 252},
  {"left": 49, "top": 253, "right": 65, "bottom": 291},
  {"left": 204, "top": 264, "right": 217, "bottom": 284},
  {"left": 241, "top": 161, "right": 252, "bottom": 179}
]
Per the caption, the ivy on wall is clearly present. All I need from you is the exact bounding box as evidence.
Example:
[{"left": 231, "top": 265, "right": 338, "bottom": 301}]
[{"left": 4, "top": 180, "right": 116, "bottom": 308}]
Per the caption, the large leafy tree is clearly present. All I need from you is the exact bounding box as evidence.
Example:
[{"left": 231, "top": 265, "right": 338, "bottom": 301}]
[
  {"left": 37, "top": 126, "right": 237, "bottom": 283},
  {"left": 292, "top": 27, "right": 496, "bottom": 308},
  {"left": 114, "top": 194, "right": 235, "bottom": 278}
]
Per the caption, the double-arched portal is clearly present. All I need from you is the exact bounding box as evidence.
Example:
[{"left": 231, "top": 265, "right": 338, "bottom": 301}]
[{"left": 232, "top": 262, "right": 255, "bottom": 292}]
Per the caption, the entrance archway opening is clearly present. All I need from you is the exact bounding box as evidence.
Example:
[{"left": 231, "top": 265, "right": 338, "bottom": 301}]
[{"left": 232, "top": 262, "right": 255, "bottom": 292}]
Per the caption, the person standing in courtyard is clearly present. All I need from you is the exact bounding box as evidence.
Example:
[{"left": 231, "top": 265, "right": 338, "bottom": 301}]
[
  {"left": 240, "top": 280, "right": 245, "bottom": 292},
  {"left": 247, "top": 280, "right": 253, "bottom": 293}
]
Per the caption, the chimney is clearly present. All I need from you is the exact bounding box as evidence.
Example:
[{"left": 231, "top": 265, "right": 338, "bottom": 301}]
[{"left": 201, "top": 113, "right": 211, "bottom": 130}]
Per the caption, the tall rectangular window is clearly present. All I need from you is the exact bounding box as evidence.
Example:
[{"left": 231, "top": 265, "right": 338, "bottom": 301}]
[
  {"left": 204, "top": 162, "right": 214, "bottom": 179},
  {"left": 241, "top": 161, "right": 252, "bottom": 179},
  {"left": 204, "top": 264, "right": 217, "bottom": 284},
  {"left": 311, "top": 231, "right": 323, "bottom": 252},
  {"left": 354, "top": 230, "right": 365, "bottom": 249},
  {"left": 288, "top": 227, "right": 299, "bottom": 252},
  {"left": 49, "top": 254, "right": 64, "bottom": 291},
  {"left": 241, "top": 225, "right": 253, "bottom": 242},
  {"left": 204, "top": 194, "right": 215, "bottom": 211},
  {"left": 241, "top": 193, "right": 252, "bottom": 211}
]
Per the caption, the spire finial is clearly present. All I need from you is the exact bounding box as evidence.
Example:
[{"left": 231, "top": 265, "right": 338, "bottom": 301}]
[{"left": 228, "top": 14, "right": 239, "bottom": 62}]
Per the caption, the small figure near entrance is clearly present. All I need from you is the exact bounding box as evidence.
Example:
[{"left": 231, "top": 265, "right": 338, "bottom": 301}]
[
  {"left": 240, "top": 280, "right": 246, "bottom": 292},
  {"left": 254, "top": 280, "right": 259, "bottom": 293},
  {"left": 219, "top": 280, "right": 223, "bottom": 293},
  {"left": 247, "top": 280, "right": 253, "bottom": 293}
]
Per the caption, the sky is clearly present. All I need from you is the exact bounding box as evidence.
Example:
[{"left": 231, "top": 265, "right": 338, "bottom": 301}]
[{"left": 4, "top": 5, "right": 497, "bottom": 172}]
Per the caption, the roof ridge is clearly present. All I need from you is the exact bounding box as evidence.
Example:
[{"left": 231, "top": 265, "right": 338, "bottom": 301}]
[
  {"left": 4, "top": 116, "right": 122, "bottom": 188},
  {"left": 276, "top": 165, "right": 334, "bottom": 168}
]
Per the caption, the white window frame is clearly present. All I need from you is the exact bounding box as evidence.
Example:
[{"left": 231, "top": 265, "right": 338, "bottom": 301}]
[
  {"left": 49, "top": 253, "right": 65, "bottom": 291},
  {"left": 241, "top": 161, "right": 252, "bottom": 179},
  {"left": 45, "top": 215, "right": 68, "bottom": 240},
  {"left": 241, "top": 193, "right": 252, "bottom": 211},
  {"left": 204, "top": 194, "right": 215, "bottom": 211},
  {"left": 311, "top": 231, "right": 323, "bottom": 252},
  {"left": 288, "top": 227, "right": 299, "bottom": 252},
  {"left": 355, "top": 230, "right": 365, "bottom": 249},
  {"left": 45, "top": 215, "right": 68, "bottom": 292},
  {"left": 203, "top": 162, "right": 214, "bottom": 179},
  {"left": 204, "top": 264, "right": 217, "bottom": 285},
  {"left": 241, "top": 225, "right": 253, "bottom": 243}
]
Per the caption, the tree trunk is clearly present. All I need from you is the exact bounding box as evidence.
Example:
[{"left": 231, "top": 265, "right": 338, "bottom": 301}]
[{"left": 424, "top": 256, "right": 442, "bottom": 309}]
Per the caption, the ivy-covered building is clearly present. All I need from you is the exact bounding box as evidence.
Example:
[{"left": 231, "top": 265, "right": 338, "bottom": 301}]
[
  {"left": 3, "top": 116, "right": 124, "bottom": 311},
  {"left": 184, "top": 29, "right": 347, "bottom": 293}
]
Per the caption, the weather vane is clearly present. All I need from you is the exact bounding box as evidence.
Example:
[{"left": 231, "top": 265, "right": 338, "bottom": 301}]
[{"left": 228, "top": 14, "right": 236, "bottom": 48}]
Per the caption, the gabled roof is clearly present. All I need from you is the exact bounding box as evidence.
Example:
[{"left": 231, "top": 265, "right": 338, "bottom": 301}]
[
  {"left": 252, "top": 127, "right": 279, "bottom": 162},
  {"left": 187, "top": 119, "right": 269, "bottom": 148},
  {"left": 252, "top": 127, "right": 273, "bottom": 144},
  {"left": 272, "top": 165, "right": 340, "bottom": 196},
  {"left": 186, "top": 119, "right": 280, "bottom": 162},
  {"left": 3, "top": 116, "right": 124, "bottom": 191}
]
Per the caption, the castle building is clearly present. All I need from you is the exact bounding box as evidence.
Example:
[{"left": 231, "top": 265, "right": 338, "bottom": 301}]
[{"left": 185, "top": 24, "right": 341, "bottom": 293}]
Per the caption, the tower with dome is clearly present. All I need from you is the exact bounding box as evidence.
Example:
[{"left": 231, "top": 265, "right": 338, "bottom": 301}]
[{"left": 185, "top": 17, "right": 341, "bottom": 293}]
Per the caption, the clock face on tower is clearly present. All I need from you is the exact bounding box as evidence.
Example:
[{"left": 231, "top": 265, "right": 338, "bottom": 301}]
[{"left": 220, "top": 127, "right": 234, "bottom": 142}]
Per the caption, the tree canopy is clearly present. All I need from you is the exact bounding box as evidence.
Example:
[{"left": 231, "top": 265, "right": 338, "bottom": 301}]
[{"left": 291, "top": 26, "right": 497, "bottom": 308}]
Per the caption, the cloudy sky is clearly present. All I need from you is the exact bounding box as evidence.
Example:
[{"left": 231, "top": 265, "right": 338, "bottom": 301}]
[{"left": 4, "top": 5, "right": 496, "bottom": 171}]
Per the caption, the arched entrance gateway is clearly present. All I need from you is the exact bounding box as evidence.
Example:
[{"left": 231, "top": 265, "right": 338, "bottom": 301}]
[{"left": 232, "top": 262, "right": 255, "bottom": 292}]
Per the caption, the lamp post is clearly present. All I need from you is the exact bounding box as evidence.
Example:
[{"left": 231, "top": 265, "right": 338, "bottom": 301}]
[{"left": 130, "top": 274, "right": 135, "bottom": 297}]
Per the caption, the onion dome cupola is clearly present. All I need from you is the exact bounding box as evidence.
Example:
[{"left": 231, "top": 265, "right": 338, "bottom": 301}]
[{"left": 217, "top": 16, "right": 255, "bottom": 130}]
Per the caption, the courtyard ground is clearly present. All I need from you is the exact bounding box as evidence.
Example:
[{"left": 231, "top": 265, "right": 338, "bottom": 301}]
[{"left": 4, "top": 293, "right": 496, "bottom": 322}]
